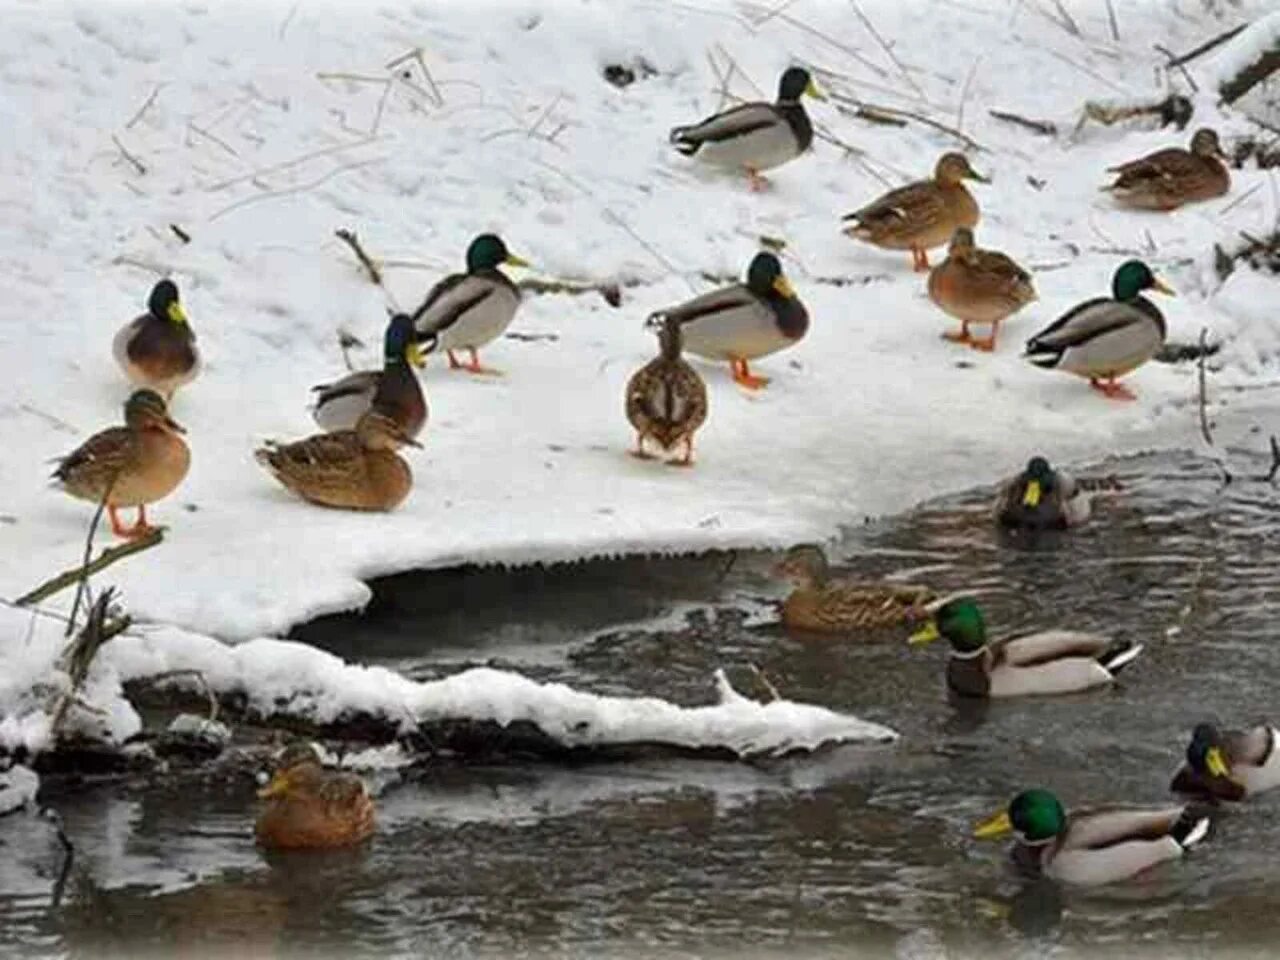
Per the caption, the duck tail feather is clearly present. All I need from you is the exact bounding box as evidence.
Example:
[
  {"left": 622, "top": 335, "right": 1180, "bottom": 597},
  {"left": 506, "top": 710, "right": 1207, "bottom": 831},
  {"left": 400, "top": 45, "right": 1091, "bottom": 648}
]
[
  {"left": 1097, "top": 640, "right": 1142, "bottom": 675},
  {"left": 1172, "top": 806, "right": 1212, "bottom": 850}
]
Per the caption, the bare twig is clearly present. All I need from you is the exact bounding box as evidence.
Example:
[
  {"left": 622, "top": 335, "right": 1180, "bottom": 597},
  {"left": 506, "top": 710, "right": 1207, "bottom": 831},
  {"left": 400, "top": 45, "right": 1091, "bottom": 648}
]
[
  {"left": 1266, "top": 436, "right": 1280, "bottom": 483},
  {"left": 848, "top": 0, "right": 924, "bottom": 97},
  {"left": 187, "top": 120, "right": 241, "bottom": 159},
  {"left": 1155, "top": 44, "right": 1198, "bottom": 92},
  {"left": 204, "top": 136, "right": 380, "bottom": 192},
  {"left": 988, "top": 108, "right": 1057, "bottom": 136},
  {"left": 208, "top": 156, "right": 384, "bottom": 221},
  {"left": 1103, "top": 0, "right": 1120, "bottom": 43},
  {"left": 1048, "top": 0, "right": 1082, "bottom": 37},
  {"left": 278, "top": 0, "right": 302, "bottom": 39},
  {"left": 829, "top": 91, "right": 986, "bottom": 151},
  {"left": 169, "top": 224, "right": 192, "bottom": 244},
  {"left": 748, "top": 663, "right": 781, "bottom": 702},
  {"left": 125, "top": 85, "right": 163, "bottom": 130},
  {"left": 956, "top": 57, "right": 982, "bottom": 132},
  {"left": 110, "top": 134, "right": 147, "bottom": 175},
  {"left": 16, "top": 530, "right": 163, "bottom": 611},
  {"left": 1167, "top": 24, "right": 1247, "bottom": 68},
  {"left": 1198, "top": 327, "right": 1214, "bottom": 447},
  {"left": 334, "top": 228, "right": 384, "bottom": 285}
]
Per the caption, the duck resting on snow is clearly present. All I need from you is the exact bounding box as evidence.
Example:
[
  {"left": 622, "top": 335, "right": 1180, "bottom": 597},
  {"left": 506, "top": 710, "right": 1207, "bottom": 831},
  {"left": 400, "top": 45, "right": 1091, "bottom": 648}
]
[
  {"left": 974, "top": 788, "right": 1212, "bottom": 887},
  {"left": 411, "top": 234, "right": 529, "bottom": 375},
  {"left": 625, "top": 313, "right": 709, "bottom": 466},
  {"left": 311, "top": 314, "right": 435, "bottom": 440},
  {"left": 113, "top": 279, "right": 200, "bottom": 400},
  {"left": 1104, "top": 127, "right": 1230, "bottom": 211},
  {"left": 908, "top": 597, "right": 1142, "bottom": 698},
  {"left": 52, "top": 389, "right": 190, "bottom": 539},
  {"left": 669, "top": 66, "right": 824, "bottom": 191},
  {"left": 1024, "top": 259, "right": 1173, "bottom": 401},
  {"left": 1170, "top": 722, "right": 1280, "bottom": 803},
  {"left": 993, "top": 456, "right": 1090, "bottom": 530},
  {"left": 842, "top": 152, "right": 988, "bottom": 272},
  {"left": 648, "top": 252, "right": 807, "bottom": 390}
]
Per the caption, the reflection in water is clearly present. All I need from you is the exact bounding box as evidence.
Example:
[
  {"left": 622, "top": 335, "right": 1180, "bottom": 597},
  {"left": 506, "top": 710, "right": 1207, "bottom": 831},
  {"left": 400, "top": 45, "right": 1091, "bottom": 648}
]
[{"left": 3, "top": 451, "right": 1280, "bottom": 958}]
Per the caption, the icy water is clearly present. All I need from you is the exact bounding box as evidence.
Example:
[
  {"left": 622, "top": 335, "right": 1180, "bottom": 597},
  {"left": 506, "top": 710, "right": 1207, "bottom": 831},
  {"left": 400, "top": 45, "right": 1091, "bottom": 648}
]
[{"left": 3, "top": 450, "right": 1280, "bottom": 959}]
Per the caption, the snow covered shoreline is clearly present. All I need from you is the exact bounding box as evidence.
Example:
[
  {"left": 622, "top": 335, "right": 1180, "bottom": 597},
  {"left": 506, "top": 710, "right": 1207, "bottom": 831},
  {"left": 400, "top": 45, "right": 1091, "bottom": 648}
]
[{"left": 3, "top": 0, "right": 1280, "bottom": 647}]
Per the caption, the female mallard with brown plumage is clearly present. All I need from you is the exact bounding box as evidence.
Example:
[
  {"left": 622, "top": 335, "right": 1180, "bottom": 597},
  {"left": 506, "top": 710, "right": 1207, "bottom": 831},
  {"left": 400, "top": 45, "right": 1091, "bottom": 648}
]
[
  {"left": 311, "top": 316, "right": 434, "bottom": 439},
  {"left": 773, "top": 545, "right": 934, "bottom": 632},
  {"left": 52, "top": 389, "right": 190, "bottom": 539},
  {"left": 1105, "top": 128, "right": 1229, "bottom": 211},
  {"left": 842, "top": 152, "right": 988, "bottom": 271},
  {"left": 626, "top": 315, "right": 708, "bottom": 466},
  {"left": 256, "top": 742, "right": 375, "bottom": 850},
  {"left": 974, "top": 789, "right": 1211, "bottom": 887},
  {"left": 1171, "top": 723, "right": 1280, "bottom": 803},
  {"left": 113, "top": 280, "right": 200, "bottom": 399},
  {"left": 669, "top": 66, "right": 824, "bottom": 191},
  {"left": 255, "top": 409, "right": 419, "bottom": 512},
  {"left": 650, "top": 252, "right": 807, "bottom": 390},
  {"left": 928, "top": 227, "right": 1036, "bottom": 351}
]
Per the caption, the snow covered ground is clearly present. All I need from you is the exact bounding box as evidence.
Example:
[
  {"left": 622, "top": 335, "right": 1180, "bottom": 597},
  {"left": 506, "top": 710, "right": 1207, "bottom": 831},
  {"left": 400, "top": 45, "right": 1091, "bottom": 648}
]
[{"left": 2, "top": 0, "right": 1279, "bottom": 651}]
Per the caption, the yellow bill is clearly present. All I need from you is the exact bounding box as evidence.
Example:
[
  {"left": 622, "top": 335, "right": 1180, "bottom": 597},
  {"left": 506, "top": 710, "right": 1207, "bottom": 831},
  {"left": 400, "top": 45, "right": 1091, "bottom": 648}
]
[
  {"left": 167, "top": 302, "right": 189, "bottom": 325},
  {"left": 773, "top": 275, "right": 796, "bottom": 298},
  {"left": 505, "top": 253, "right": 531, "bottom": 268},
  {"left": 257, "top": 772, "right": 289, "bottom": 799},
  {"left": 805, "top": 78, "right": 826, "bottom": 101},
  {"left": 973, "top": 810, "right": 1013, "bottom": 840},
  {"left": 908, "top": 620, "right": 940, "bottom": 646},
  {"left": 1152, "top": 276, "right": 1176, "bottom": 297},
  {"left": 1022, "top": 480, "right": 1042, "bottom": 507},
  {"left": 1206, "top": 746, "right": 1230, "bottom": 779},
  {"left": 406, "top": 340, "right": 427, "bottom": 368}
]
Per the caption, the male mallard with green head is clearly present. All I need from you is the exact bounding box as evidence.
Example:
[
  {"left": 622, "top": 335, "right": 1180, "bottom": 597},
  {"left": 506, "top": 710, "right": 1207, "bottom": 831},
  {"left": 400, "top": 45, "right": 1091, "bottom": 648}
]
[
  {"left": 842, "top": 152, "right": 988, "bottom": 271},
  {"left": 1171, "top": 723, "right": 1280, "bottom": 803},
  {"left": 311, "top": 315, "right": 435, "bottom": 439},
  {"left": 1105, "top": 128, "right": 1229, "bottom": 211},
  {"left": 928, "top": 226, "right": 1036, "bottom": 351},
  {"left": 651, "top": 252, "right": 807, "bottom": 390},
  {"left": 670, "top": 66, "right": 825, "bottom": 191},
  {"left": 994, "top": 456, "right": 1089, "bottom": 530},
  {"left": 974, "top": 789, "right": 1211, "bottom": 887},
  {"left": 113, "top": 279, "right": 200, "bottom": 399},
  {"left": 1025, "top": 259, "right": 1173, "bottom": 400},
  {"left": 411, "top": 234, "right": 529, "bottom": 375},
  {"left": 52, "top": 389, "right": 190, "bottom": 539},
  {"left": 626, "top": 314, "right": 709, "bottom": 466},
  {"left": 909, "top": 597, "right": 1141, "bottom": 698}
]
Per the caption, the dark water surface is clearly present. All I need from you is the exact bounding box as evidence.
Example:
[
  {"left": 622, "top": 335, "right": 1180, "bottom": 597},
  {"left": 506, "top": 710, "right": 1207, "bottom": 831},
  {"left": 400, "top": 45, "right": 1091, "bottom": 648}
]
[{"left": 3, "top": 451, "right": 1280, "bottom": 959}]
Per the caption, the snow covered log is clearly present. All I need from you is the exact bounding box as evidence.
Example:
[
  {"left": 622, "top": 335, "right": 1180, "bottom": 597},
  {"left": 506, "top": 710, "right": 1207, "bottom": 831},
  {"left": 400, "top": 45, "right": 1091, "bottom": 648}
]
[{"left": 1213, "top": 13, "right": 1280, "bottom": 122}]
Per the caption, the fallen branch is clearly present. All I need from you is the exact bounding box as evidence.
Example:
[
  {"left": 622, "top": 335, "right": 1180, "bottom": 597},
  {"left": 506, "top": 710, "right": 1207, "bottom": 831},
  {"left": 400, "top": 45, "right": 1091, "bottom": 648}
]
[
  {"left": 334, "top": 228, "right": 384, "bottom": 285},
  {"left": 110, "top": 134, "right": 147, "bottom": 175},
  {"left": 169, "top": 224, "right": 192, "bottom": 244},
  {"left": 15, "top": 529, "right": 164, "bottom": 609},
  {"left": 829, "top": 91, "right": 986, "bottom": 151},
  {"left": 1167, "top": 23, "right": 1248, "bottom": 68},
  {"left": 988, "top": 108, "right": 1058, "bottom": 136},
  {"left": 125, "top": 85, "right": 163, "bottom": 130},
  {"left": 50, "top": 590, "right": 133, "bottom": 737},
  {"left": 517, "top": 277, "right": 623, "bottom": 307}
]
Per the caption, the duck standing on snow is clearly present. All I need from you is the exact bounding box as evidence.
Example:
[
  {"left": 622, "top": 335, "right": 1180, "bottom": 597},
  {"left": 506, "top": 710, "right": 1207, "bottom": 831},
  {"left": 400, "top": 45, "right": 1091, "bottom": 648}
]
[
  {"left": 974, "top": 789, "right": 1211, "bottom": 887},
  {"left": 625, "top": 314, "right": 708, "bottom": 466},
  {"left": 1024, "top": 259, "right": 1173, "bottom": 401},
  {"left": 773, "top": 544, "right": 934, "bottom": 632},
  {"left": 112, "top": 279, "right": 200, "bottom": 400},
  {"left": 993, "top": 456, "right": 1089, "bottom": 530},
  {"left": 311, "top": 315, "right": 435, "bottom": 440},
  {"left": 650, "top": 252, "right": 807, "bottom": 390},
  {"left": 1104, "top": 128, "right": 1230, "bottom": 211},
  {"left": 255, "top": 409, "right": 419, "bottom": 512},
  {"left": 256, "top": 742, "right": 375, "bottom": 850},
  {"left": 52, "top": 389, "right": 190, "bottom": 539},
  {"left": 669, "top": 67, "right": 824, "bottom": 191},
  {"left": 411, "top": 234, "right": 529, "bottom": 375},
  {"left": 1171, "top": 723, "right": 1280, "bottom": 803},
  {"left": 928, "top": 227, "right": 1036, "bottom": 351},
  {"left": 908, "top": 597, "right": 1142, "bottom": 698},
  {"left": 842, "top": 152, "right": 988, "bottom": 271}
]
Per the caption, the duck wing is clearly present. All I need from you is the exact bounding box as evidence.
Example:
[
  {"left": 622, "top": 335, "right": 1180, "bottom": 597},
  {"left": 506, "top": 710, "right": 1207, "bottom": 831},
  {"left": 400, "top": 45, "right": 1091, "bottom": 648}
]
[
  {"left": 670, "top": 102, "right": 781, "bottom": 153},
  {"left": 1108, "top": 147, "right": 1198, "bottom": 183},
  {"left": 652, "top": 284, "right": 761, "bottom": 326},
  {"left": 413, "top": 274, "right": 495, "bottom": 336},
  {"left": 1025, "top": 299, "right": 1137, "bottom": 351},
  {"left": 52, "top": 428, "right": 137, "bottom": 483},
  {"left": 998, "top": 630, "right": 1111, "bottom": 665},
  {"left": 842, "top": 180, "right": 942, "bottom": 229}
]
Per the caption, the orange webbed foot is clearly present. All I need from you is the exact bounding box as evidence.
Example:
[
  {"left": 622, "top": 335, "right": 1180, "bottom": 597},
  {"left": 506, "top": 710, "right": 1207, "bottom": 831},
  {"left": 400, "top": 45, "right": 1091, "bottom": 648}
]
[{"left": 1089, "top": 378, "right": 1137, "bottom": 401}]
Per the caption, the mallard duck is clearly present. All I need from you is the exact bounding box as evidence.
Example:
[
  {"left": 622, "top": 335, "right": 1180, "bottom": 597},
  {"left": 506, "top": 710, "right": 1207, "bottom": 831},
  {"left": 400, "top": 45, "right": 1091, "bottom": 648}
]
[
  {"left": 52, "top": 389, "right": 190, "bottom": 539},
  {"left": 1171, "top": 723, "right": 1280, "bottom": 803},
  {"left": 1025, "top": 260, "right": 1173, "bottom": 401},
  {"left": 411, "top": 234, "right": 529, "bottom": 375},
  {"left": 112, "top": 279, "right": 200, "bottom": 399},
  {"left": 651, "top": 252, "right": 807, "bottom": 390},
  {"left": 1105, "top": 128, "right": 1229, "bottom": 211},
  {"left": 974, "top": 789, "right": 1211, "bottom": 887},
  {"left": 993, "top": 456, "right": 1089, "bottom": 530},
  {"left": 908, "top": 597, "right": 1142, "bottom": 698},
  {"left": 311, "top": 315, "right": 434, "bottom": 439},
  {"left": 773, "top": 544, "right": 934, "bottom": 632},
  {"left": 928, "top": 227, "right": 1036, "bottom": 351},
  {"left": 626, "top": 315, "right": 709, "bottom": 465},
  {"left": 669, "top": 67, "right": 824, "bottom": 191},
  {"left": 255, "top": 742, "right": 375, "bottom": 850},
  {"left": 842, "top": 152, "right": 988, "bottom": 271},
  {"left": 255, "top": 409, "right": 419, "bottom": 512}
]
